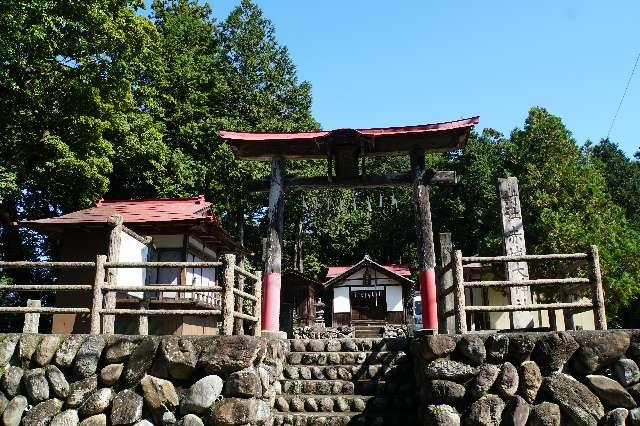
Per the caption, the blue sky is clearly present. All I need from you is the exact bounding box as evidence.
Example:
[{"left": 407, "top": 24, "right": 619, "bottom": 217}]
[{"left": 211, "top": 1, "right": 640, "bottom": 156}]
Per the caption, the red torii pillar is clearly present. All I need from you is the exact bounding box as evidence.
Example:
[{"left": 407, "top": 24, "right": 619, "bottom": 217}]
[
  {"left": 411, "top": 149, "right": 438, "bottom": 330},
  {"left": 262, "top": 158, "right": 285, "bottom": 331}
]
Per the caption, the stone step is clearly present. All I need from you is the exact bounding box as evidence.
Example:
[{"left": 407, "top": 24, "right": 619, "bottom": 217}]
[
  {"left": 354, "top": 332, "right": 383, "bottom": 338},
  {"left": 276, "top": 394, "right": 374, "bottom": 413},
  {"left": 286, "top": 351, "right": 408, "bottom": 366},
  {"left": 287, "top": 338, "right": 409, "bottom": 353},
  {"left": 282, "top": 364, "right": 410, "bottom": 381},
  {"left": 273, "top": 411, "right": 418, "bottom": 426},
  {"left": 280, "top": 379, "right": 415, "bottom": 396},
  {"left": 275, "top": 393, "right": 417, "bottom": 413}
]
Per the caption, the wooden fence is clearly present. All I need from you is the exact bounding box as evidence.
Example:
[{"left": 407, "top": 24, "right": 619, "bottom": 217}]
[
  {"left": 0, "top": 253, "right": 261, "bottom": 336},
  {"left": 440, "top": 245, "right": 606, "bottom": 334}
]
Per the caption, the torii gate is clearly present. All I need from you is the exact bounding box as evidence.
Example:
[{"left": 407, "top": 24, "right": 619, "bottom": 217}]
[{"left": 220, "top": 116, "right": 479, "bottom": 332}]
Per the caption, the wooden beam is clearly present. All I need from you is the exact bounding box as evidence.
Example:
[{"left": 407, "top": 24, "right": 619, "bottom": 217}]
[{"left": 246, "top": 170, "right": 456, "bottom": 192}]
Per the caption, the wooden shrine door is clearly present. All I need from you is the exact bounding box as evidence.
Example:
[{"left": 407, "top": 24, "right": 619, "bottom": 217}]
[{"left": 350, "top": 290, "right": 386, "bottom": 322}]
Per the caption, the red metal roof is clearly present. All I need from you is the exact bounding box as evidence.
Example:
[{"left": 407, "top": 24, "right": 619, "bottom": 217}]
[
  {"left": 21, "top": 196, "right": 245, "bottom": 253},
  {"left": 24, "top": 196, "right": 213, "bottom": 225},
  {"left": 220, "top": 117, "right": 480, "bottom": 160},
  {"left": 326, "top": 263, "right": 411, "bottom": 278}
]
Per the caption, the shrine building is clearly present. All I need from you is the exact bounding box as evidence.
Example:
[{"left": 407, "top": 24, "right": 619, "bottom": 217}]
[
  {"left": 21, "top": 196, "right": 243, "bottom": 335},
  {"left": 323, "top": 256, "right": 413, "bottom": 328}
]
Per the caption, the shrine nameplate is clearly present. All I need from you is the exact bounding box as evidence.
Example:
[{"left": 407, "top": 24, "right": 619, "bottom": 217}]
[{"left": 499, "top": 177, "right": 533, "bottom": 329}]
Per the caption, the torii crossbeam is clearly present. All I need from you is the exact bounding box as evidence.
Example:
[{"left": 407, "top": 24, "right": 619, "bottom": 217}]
[{"left": 220, "top": 116, "right": 480, "bottom": 333}]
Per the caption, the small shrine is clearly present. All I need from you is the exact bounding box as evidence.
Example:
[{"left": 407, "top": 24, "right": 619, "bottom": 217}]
[
  {"left": 323, "top": 256, "right": 413, "bottom": 328},
  {"left": 21, "top": 196, "right": 243, "bottom": 335}
]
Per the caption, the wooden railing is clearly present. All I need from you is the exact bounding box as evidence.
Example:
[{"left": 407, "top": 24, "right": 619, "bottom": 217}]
[
  {"left": 0, "top": 253, "right": 261, "bottom": 336},
  {"left": 440, "top": 245, "right": 606, "bottom": 334}
]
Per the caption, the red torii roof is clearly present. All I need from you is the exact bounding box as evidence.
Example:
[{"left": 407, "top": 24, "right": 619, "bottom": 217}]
[
  {"left": 21, "top": 196, "right": 244, "bottom": 252},
  {"left": 220, "top": 116, "right": 480, "bottom": 160}
]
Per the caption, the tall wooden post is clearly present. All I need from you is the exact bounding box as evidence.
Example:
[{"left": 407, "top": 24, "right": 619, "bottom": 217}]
[
  {"left": 234, "top": 208, "right": 246, "bottom": 335},
  {"left": 103, "top": 215, "right": 123, "bottom": 334},
  {"left": 438, "top": 233, "right": 454, "bottom": 333},
  {"left": 90, "top": 255, "right": 106, "bottom": 335},
  {"left": 587, "top": 245, "right": 607, "bottom": 330},
  {"left": 411, "top": 149, "right": 437, "bottom": 330},
  {"left": 498, "top": 177, "right": 533, "bottom": 329},
  {"left": 222, "top": 253, "right": 236, "bottom": 335},
  {"left": 452, "top": 250, "right": 467, "bottom": 334},
  {"left": 262, "top": 158, "right": 285, "bottom": 332}
]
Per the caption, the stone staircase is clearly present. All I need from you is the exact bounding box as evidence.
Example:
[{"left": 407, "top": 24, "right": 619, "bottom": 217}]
[
  {"left": 353, "top": 325, "right": 384, "bottom": 338},
  {"left": 273, "top": 338, "right": 417, "bottom": 425}
]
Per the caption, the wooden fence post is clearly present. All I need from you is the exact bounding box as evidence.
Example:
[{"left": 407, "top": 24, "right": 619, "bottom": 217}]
[
  {"left": 438, "top": 233, "right": 454, "bottom": 334},
  {"left": 90, "top": 255, "right": 106, "bottom": 335},
  {"left": 222, "top": 254, "right": 236, "bottom": 336},
  {"left": 138, "top": 291, "right": 149, "bottom": 336},
  {"left": 234, "top": 259, "right": 246, "bottom": 335},
  {"left": 452, "top": 250, "right": 467, "bottom": 334},
  {"left": 253, "top": 271, "right": 262, "bottom": 336},
  {"left": 23, "top": 299, "right": 41, "bottom": 333},
  {"left": 103, "top": 215, "right": 122, "bottom": 334},
  {"left": 587, "top": 245, "right": 607, "bottom": 330}
]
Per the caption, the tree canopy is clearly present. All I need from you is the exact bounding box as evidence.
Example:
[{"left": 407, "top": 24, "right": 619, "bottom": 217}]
[{"left": 1, "top": 0, "right": 640, "bottom": 326}]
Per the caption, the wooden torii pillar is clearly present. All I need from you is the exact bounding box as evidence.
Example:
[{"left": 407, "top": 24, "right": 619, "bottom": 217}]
[
  {"left": 411, "top": 149, "right": 438, "bottom": 330},
  {"left": 262, "top": 158, "right": 285, "bottom": 332}
]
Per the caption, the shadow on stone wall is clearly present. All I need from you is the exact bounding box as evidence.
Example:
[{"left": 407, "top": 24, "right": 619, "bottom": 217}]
[
  {"left": 412, "top": 330, "right": 640, "bottom": 425},
  {"left": 0, "top": 334, "right": 285, "bottom": 425}
]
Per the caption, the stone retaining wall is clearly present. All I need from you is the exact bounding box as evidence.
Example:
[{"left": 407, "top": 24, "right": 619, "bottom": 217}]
[
  {"left": 411, "top": 330, "right": 640, "bottom": 426},
  {"left": 0, "top": 334, "right": 285, "bottom": 426}
]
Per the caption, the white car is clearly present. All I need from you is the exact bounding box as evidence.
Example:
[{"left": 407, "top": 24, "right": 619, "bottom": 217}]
[{"left": 414, "top": 295, "right": 423, "bottom": 330}]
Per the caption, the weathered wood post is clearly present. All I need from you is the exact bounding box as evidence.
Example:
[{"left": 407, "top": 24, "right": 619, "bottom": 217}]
[
  {"left": 90, "top": 255, "right": 106, "bottom": 334},
  {"left": 262, "top": 158, "right": 285, "bottom": 332},
  {"left": 253, "top": 271, "right": 262, "bottom": 336},
  {"left": 587, "top": 245, "right": 607, "bottom": 330},
  {"left": 559, "top": 262, "right": 575, "bottom": 331},
  {"left": 438, "top": 233, "right": 454, "bottom": 334},
  {"left": 452, "top": 249, "right": 467, "bottom": 334},
  {"left": 222, "top": 253, "right": 236, "bottom": 335},
  {"left": 560, "top": 288, "right": 576, "bottom": 331},
  {"left": 234, "top": 207, "right": 246, "bottom": 335},
  {"left": 23, "top": 300, "right": 41, "bottom": 333},
  {"left": 411, "top": 149, "right": 438, "bottom": 330},
  {"left": 498, "top": 177, "right": 534, "bottom": 329},
  {"left": 103, "top": 214, "right": 123, "bottom": 334}
]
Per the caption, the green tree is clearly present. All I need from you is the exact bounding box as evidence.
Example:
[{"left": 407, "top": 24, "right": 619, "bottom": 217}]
[
  {"left": 586, "top": 139, "right": 640, "bottom": 227},
  {"left": 506, "top": 107, "right": 640, "bottom": 316},
  {"left": 0, "top": 0, "right": 157, "bottom": 262}
]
